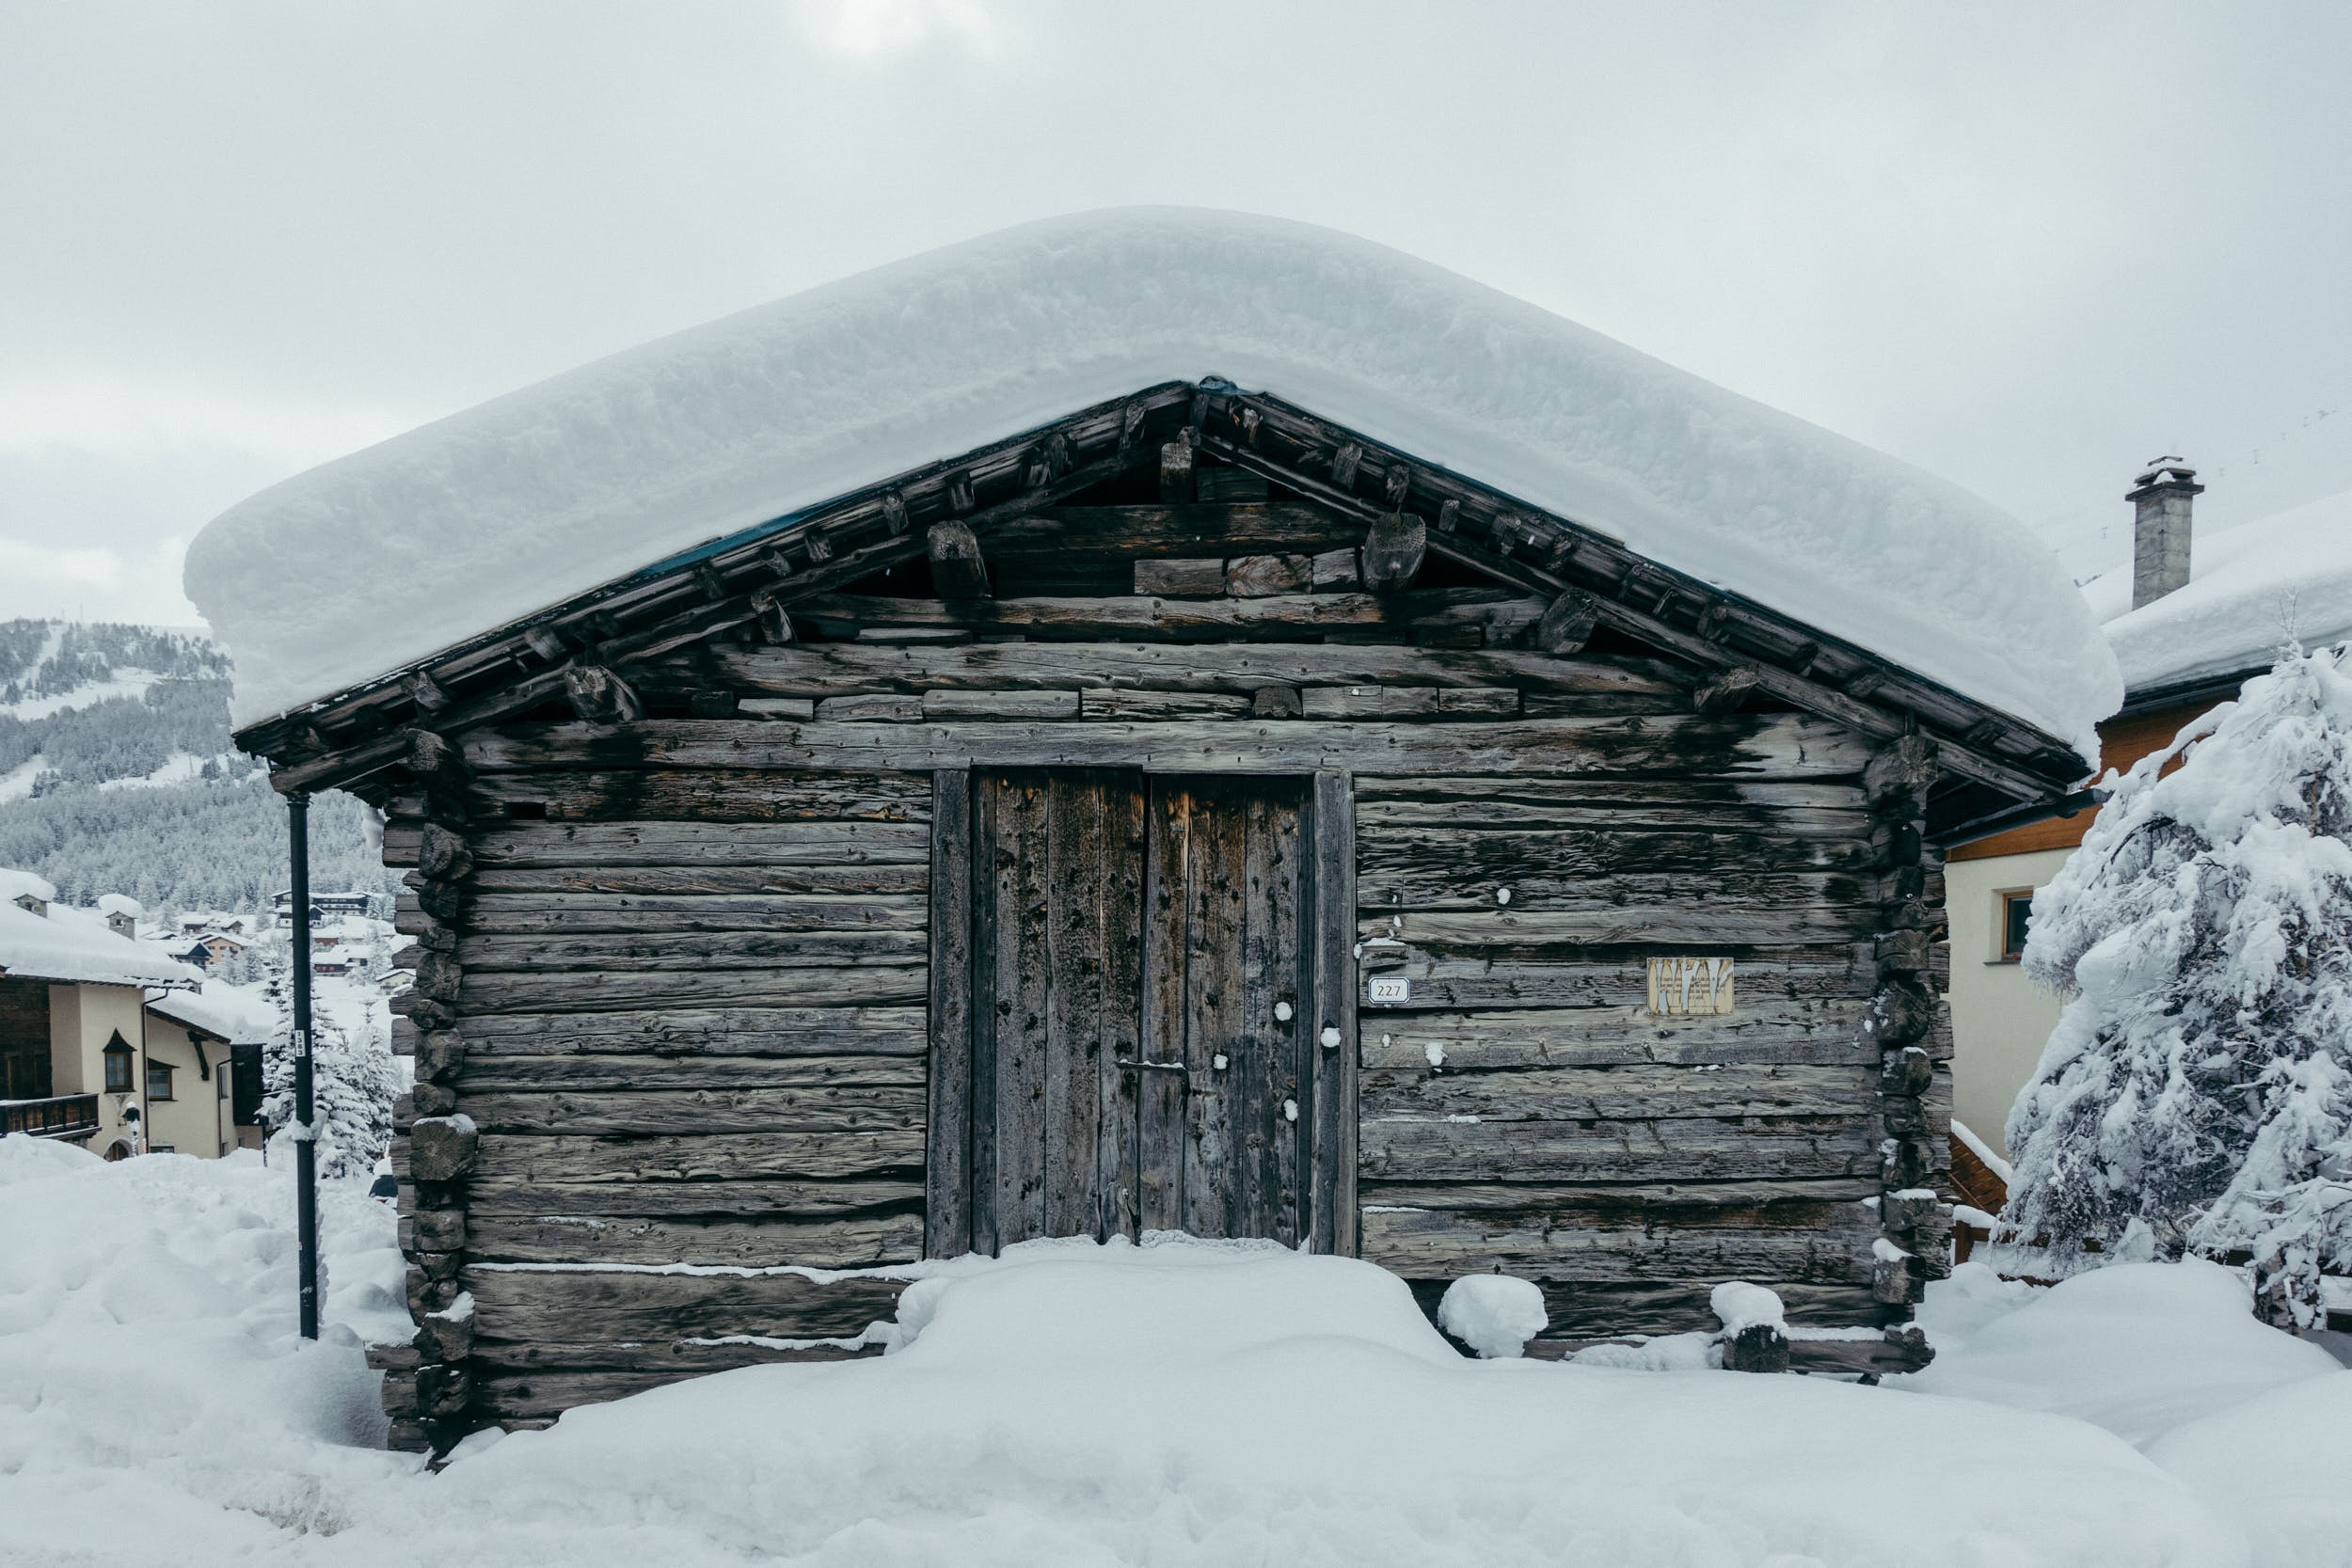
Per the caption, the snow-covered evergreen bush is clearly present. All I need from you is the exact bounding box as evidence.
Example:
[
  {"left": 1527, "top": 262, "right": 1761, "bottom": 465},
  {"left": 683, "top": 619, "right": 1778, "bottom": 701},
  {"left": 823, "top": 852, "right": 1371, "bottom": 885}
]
[
  {"left": 254, "top": 940, "right": 401, "bottom": 1180},
  {"left": 2007, "top": 642, "right": 2352, "bottom": 1323}
]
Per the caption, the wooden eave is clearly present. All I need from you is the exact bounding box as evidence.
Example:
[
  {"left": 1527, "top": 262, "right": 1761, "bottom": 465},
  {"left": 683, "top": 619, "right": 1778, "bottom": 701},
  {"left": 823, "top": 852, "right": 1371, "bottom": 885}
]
[{"left": 235, "top": 378, "right": 2088, "bottom": 826}]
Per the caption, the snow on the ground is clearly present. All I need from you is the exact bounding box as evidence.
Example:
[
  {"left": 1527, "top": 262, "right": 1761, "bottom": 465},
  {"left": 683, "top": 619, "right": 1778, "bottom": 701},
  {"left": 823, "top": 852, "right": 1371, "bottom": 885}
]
[
  {"left": 185, "top": 208, "right": 2118, "bottom": 757},
  {"left": 5, "top": 1148, "right": 2347, "bottom": 1567},
  {"left": 2082, "top": 486, "right": 2352, "bottom": 694},
  {"left": 3, "top": 672, "right": 164, "bottom": 722},
  {"left": 95, "top": 751, "right": 220, "bottom": 791},
  {"left": 1893, "top": 1259, "right": 2341, "bottom": 1446},
  {"left": 0, "top": 757, "right": 44, "bottom": 804}
]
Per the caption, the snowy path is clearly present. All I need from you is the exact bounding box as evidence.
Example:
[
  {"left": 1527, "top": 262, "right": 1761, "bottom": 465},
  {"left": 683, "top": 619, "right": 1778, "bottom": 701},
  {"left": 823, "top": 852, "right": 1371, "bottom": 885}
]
[{"left": 0, "top": 1137, "right": 2344, "bottom": 1568}]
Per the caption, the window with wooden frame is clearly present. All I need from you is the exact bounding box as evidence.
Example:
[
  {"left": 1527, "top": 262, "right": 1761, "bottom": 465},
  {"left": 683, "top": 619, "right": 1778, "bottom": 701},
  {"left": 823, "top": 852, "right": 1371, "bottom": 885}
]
[
  {"left": 146, "top": 1061, "right": 175, "bottom": 1101},
  {"left": 103, "top": 1034, "right": 135, "bottom": 1093},
  {"left": 1997, "top": 889, "right": 2035, "bottom": 963}
]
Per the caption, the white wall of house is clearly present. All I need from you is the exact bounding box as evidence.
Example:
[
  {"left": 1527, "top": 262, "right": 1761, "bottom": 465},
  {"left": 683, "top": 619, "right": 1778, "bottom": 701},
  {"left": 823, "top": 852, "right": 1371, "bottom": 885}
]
[
  {"left": 48, "top": 981, "right": 149, "bottom": 1156},
  {"left": 1946, "top": 847, "right": 2074, "bottom": 1160}
]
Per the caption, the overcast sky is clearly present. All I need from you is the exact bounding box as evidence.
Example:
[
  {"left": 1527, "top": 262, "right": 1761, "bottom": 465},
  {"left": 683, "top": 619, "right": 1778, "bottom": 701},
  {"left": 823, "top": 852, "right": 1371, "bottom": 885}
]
[{"left": 5, "top": 1, "right": 2350, "bottom": 627}]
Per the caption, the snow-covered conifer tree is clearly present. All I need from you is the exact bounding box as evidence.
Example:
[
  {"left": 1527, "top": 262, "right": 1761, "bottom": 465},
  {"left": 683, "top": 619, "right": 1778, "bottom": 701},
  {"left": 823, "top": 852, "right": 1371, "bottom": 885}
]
[
  {"left": 256, "top": 937, "right": 402, "bottom": 1180},
  {"left": 2007, "top": 642, "right": 2352, "bottom": 1323}
]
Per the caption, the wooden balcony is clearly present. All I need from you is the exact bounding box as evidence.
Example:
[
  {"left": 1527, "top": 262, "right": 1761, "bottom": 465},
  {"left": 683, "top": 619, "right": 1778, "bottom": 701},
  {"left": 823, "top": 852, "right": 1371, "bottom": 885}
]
[{"left": 0, "top": 1093, "right": 101, "bottom": 1140}]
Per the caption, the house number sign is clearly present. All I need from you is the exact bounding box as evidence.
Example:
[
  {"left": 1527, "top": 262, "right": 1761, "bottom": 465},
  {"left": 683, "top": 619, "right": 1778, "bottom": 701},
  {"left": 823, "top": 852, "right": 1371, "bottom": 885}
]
[
  {"left": 1368, "top": 975, "right": 1411, "bottom": 1004},
  {"left": 1647, "top": 957, "right": 1734, "bottom": 1015}
]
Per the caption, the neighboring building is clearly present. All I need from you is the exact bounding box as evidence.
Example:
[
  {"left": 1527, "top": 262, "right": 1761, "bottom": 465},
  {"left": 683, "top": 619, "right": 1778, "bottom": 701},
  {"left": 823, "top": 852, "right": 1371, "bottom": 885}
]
[
  {"left": 189, "top": 212, "right": 2111, "bottom": 1449},
  {"left": 145, "top": 983, "right": 277, "bottom": 1154},
  {"left": 0, "top": 870, "right": 259, "bottom": 1159},
  {"left": 173, "top": 931, "right": 248, "bottom": 969},
  {"left": 1947, "top": 471, "right": 2352, "bottom": 1168},
  {"left": 274, "top": 890, "right": 375, "bottom": 921}
]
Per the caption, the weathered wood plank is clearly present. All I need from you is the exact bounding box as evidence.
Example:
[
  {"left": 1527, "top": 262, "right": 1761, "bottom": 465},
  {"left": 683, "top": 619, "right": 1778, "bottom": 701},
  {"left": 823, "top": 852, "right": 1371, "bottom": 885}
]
[
  {"left": 1078, "top": 688, "right": 1254, "bottom": 721},
  {"left": 1226, "top": 554, "right": 1311, "bottom": 596},
  {"left": 1361, "top": 1209, "right": 1874, "bottom": 1285},
  {"left": 1354, "top": 948, "right": 1876, "bottom": 1011},
  {"left": 922, "top": 689, "right": 1079, "bottom": 720},
  {"left": 464, "top": 820, "right": 931, "bottom": 868},
  {"left": 694, "top": 641, "right": 1681, "bottom": 704},
  {"left": 463, "top": 713, "right": 1872, "bottom": 780},
  {"left": 469, "top": 1130, "right": 923, "bottom": 1183},
  {"left": 926, "top": 768, "right": 975, "bottom": 1259},
  {"left": 470, "top": 1339, "right": 884, "bottom": 1375},
  {"left": 791, "top": 587, "right": 1543, "bottom": 643},
  {"left": 462, "top": 864, "right": 931, "bottom": 896},
  {"left": 469, "top": 1359, "right": 881, "bottom": 1419},
  {"left": 1310, "top": 769, "right": 1358, "bottom": 1257},
  {"left": 1355, "top": 1002, "right": 1876, "bottom": 1069},
  {"left": 455, "top": 928, "right": 929, "bottom": 972},
  {"left": 462, "top": 1267, "right": 906, "bottom": 1343},
  {"left": 1132, "top": 558, "right": 1226, "bottom": 596},
  {"left": 466, "top": 1212, "right": 921, "bottom": 1270},
  {"left": 1357, "top": 825, "right": 1880, "bottom": 883},
  {"left": 1362, "top": 903, "right": 1884, "bottom": 951},
  {"left": 464, "top": 770, "right": 931, "bottom": 824},
  {"left": 1358, "top": 1116, "right": 1882, "bottom": 1181},
  {"left": 461, "top": 893, "right": 928, "bottom": 937},
  {"left": 457, "top": 965, "right": 929, "bottom": 1014},
  {"left": 1352, "top": 776, "right": 1870, "bottom": 833},
  {"left": 1359, "top": 1177, "right": 1880, "bottom": 1211},
  {"left": 460, "top": 1006, "right": 926, "bottom": 1056},
  {"left": 455, "top": 1054, "right": 924, "bottom": 1092},
  {"left": 1361, "top": 1062, "right": 1876, "bottom": 1122},
  {"left": 469, "top": 1177, "right": 923, "bottom": 1217},
  {"left": 455, "top": 1086, "right": 926, "bottom": 1136},
  {"left": 986, "top": 502, "right": 1358, "bottom": 561}
]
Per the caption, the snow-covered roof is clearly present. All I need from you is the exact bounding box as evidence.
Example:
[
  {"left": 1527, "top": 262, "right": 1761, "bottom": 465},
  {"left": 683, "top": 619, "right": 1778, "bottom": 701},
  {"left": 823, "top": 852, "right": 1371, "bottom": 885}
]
[
  {"left": 96, "top": 894, "right": 141, "bottom": 918},
  {"left": 2092, "top": 488, "right": 2352, "bottom": 698},
  {"left": 149, "top": 983, "right": 275, "bottom": 1043},
  {"left": 0, "top": 869, "right": 56, "bottom": 907},
  {"left": 0, "top": 899, "right": 203, "bottom": 990},
  {"left": 186, "top": 208, "right": 2119, "bottom": 756}
]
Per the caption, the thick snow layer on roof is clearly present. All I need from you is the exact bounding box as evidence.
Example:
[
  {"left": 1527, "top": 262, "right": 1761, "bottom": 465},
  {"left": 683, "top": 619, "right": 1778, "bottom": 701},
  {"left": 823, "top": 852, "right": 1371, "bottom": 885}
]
[
  {"left": 2096, "top": 488, "right": 2352, "bottom": 695},
  {"left": 187, "top": 208, "right": 2119, "bottom": 755},
  {"left": 0, "top": 869, "right": 56, "bottom": 907},
  {"left": 149, "top": 982, "right": 276, "bottom": 1043},
  {"left": 0, "top": 899, "right": 203, "bottom": 989}
]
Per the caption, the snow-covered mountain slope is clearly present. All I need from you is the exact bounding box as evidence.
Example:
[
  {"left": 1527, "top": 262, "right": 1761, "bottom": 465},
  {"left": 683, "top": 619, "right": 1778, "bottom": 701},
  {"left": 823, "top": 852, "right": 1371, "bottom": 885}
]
[{"left": 0, "top": 618, "right": 395, "bottom": 914}]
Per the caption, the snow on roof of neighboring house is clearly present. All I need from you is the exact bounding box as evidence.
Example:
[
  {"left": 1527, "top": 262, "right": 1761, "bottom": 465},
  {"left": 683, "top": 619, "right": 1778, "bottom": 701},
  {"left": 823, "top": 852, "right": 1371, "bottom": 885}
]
[
  {"left": 0, "top": 899, "right": 203, "bottom": 989},
  {"left": 96, "top": 894, "right": 141, "bottom": 918},
  {"left": 2090, "top": 487, "right": 2352, "bottom": 697},
  {"left": 0, "top": 869, "right": 57, "bottom": 907},
  {"left": 149, "top": 983, "right": 276, "bottom": 1043},
  {"left": 184, "top": 207, "right": 2120, "bottom": 757}
]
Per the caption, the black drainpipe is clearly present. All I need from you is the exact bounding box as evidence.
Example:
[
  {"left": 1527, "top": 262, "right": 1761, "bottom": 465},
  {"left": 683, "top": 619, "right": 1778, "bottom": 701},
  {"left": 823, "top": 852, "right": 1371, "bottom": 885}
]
[{"left": 288, "top": 791, "right": 320, "bottom": 1341}]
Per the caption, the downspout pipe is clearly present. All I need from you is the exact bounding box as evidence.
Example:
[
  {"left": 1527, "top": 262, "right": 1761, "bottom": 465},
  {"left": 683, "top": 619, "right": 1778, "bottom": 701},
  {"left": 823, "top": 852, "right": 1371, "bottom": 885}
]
[{"left": 289, "top": 791, "right": 320, "bottom": 1341}]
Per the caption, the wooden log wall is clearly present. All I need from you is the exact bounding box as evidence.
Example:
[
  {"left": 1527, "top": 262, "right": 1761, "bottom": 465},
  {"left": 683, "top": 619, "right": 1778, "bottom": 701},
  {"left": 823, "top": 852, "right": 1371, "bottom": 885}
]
[
  {"left": 362, "top": 501, "right": 1962, "bottom": 1443},
  {"left": 373, "top": 764, "right": 933, "bottom": 1449},
  {"left": 1350, "top": 747, "right": 1950, "bottom": 1345}
]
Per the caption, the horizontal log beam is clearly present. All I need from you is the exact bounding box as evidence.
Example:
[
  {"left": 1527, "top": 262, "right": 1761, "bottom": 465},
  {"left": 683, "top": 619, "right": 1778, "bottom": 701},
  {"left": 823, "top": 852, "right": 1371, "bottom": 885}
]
[
  {"left": 1355, "top": 1001, "right": 1875, "bottom": 1069},
  {"left": 789, "top": 586, "right": 1543, "bottom": 641},
  {"left": 462, "top": 712, "right": 1871, "bottom": 780},
  {"left": 468, "top": 1129, "right": 924, "bottom": 1183},
  {"left": 458, "top": 1006, "right": 927, "bottom": 1056}
]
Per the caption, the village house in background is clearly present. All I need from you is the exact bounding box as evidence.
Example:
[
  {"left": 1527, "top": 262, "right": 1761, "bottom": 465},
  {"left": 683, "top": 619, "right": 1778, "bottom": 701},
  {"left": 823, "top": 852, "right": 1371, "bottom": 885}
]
[
  {"left": 1944, "top": 467, "right": 2352, "bottom": 1211},
  {"left": 0, "top": 871, "right": 270, "bottom": 1158}
]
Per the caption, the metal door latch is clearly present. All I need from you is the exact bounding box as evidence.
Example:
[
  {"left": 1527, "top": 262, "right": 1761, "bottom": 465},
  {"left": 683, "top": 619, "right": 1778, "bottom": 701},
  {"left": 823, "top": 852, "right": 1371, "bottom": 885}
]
[{"left": 1115, "top": 1059, "right": 1187, "bottom": 1075}]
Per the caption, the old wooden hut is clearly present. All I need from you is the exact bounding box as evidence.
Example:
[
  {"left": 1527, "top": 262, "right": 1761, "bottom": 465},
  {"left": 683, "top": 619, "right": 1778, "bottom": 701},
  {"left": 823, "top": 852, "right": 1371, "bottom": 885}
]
[{"left": 189, "top": 212, "right": 2114, "bottom": 1451}]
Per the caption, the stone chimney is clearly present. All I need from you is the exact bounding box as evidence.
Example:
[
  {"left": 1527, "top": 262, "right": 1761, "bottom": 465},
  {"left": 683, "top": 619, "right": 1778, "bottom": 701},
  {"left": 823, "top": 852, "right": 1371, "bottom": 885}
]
[
  {"left": 106, "top": 909, "right": 136, "bottom": 939},
  {"left": 2126, "top": 457, "right": 2202, "bottom": 609},
  {"left": 11, "top": 893, "right": 45, "bottom": 918}
]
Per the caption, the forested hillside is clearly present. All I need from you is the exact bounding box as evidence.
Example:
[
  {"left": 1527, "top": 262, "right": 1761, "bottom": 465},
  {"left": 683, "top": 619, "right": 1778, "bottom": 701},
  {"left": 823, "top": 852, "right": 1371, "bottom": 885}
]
[{"left": 0, "top": 619, "right": 397, "bottom": 914}]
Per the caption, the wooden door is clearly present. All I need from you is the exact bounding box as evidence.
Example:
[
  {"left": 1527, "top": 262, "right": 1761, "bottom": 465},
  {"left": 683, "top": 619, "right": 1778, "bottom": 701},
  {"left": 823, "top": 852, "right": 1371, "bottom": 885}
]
[
  {"left": 930, "top": 768, "right": 1350, "bottom": 1256},
  {"left": 1139, "top": 776, "right": 1310, "bottom": 1243}
]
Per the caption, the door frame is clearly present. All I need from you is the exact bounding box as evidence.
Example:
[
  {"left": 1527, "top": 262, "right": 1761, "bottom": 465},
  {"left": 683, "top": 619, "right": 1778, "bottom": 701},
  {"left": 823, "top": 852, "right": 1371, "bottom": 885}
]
[{"left": 924, "top": 766, "right": 1357, "bottom": 1259}]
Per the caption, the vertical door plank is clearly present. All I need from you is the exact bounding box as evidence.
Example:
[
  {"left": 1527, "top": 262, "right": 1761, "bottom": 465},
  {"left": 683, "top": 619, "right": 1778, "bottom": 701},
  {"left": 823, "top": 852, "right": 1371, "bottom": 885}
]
[
  {"left": 995, "top": 773, "right": 1053, "bottom": 1244},
  {"left": 1310, "top": 769, "right": 1359, "bottom": 1256},
  {"left": 1260, "top": 784, "right": 1307, "bottom": 1245},
  {"left": 1138, "top": 781, "right": 1190, "bottom": 1232},
  {"left": 1183, "top": 782, "right": 1247, "bottom": 1240},
  {"left": 1043, "top": 772, "right": 1106, "bottom": 1239},
  {"left": 925, "top": 769, "right": 974, "bottom": 1259},
  {"left": 1096, "top": 777, "right": 1149, "bottom": 1241},
  {"left": 969, "top": 773, "right": 1002, "bottom": 1256}
]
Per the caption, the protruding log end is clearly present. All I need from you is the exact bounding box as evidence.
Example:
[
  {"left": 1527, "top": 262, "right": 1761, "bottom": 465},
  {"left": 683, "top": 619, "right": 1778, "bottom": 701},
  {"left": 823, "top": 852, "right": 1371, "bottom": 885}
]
[
  {"left": 927, "top": 520, "right": 992, "bottom": 601},
  {"left": 563, "top": 665, "right": 643, "bottom": 724},
  {"left": 1534, "top": 588, "right": 1602, "bottom": 655},
  {"left": 1159, "top": 438, "right": 1196, "bottom": 502},
  {"left": 1360, "top": 512, "right": 1427, "bottom": 594},
  {"left": 1692, "top": 665, "right": 1760, "bottom": 714}
]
